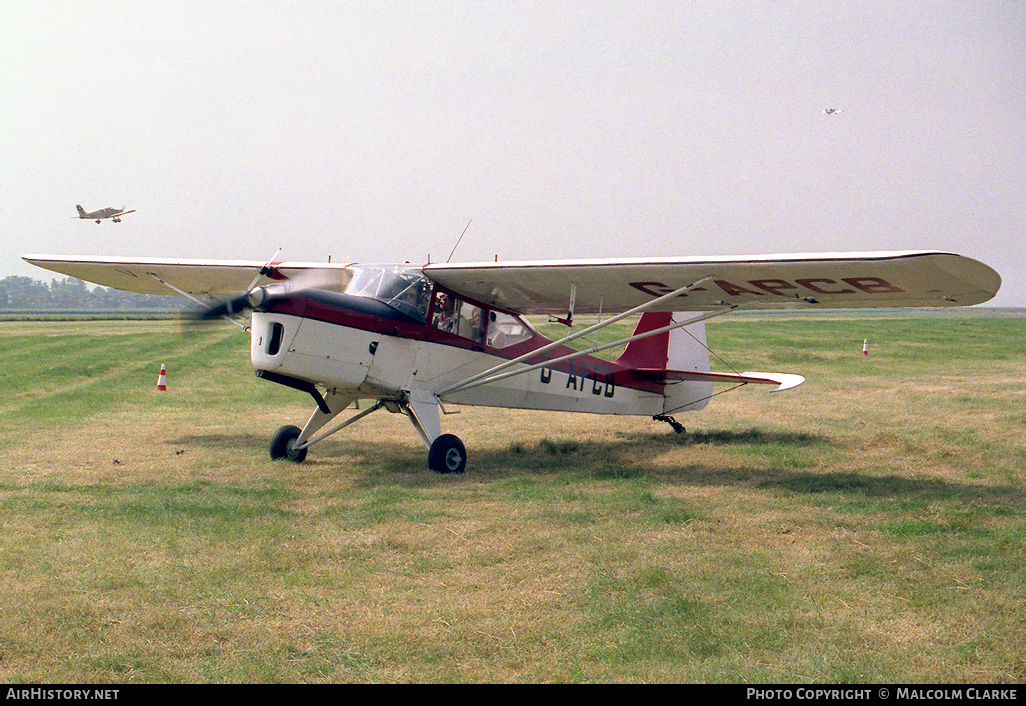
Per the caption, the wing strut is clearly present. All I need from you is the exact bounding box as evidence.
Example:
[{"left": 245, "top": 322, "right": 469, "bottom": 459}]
[
  {"left": 440, "top": 304, "right": 745, "bottom": 397},
  {"left": 436, "top": 276, "right": 716, "bottom": 396},
  {"left": 145, "top": 272, "right": 249, "bottom": 331},
  {"left": 549, "top": 281, "right": 576, "bottom": 327},
  {"left": 146, "top": 248, "right": 281, "bottom": 331},
  {"left": 244, "top": 247, "right": 283, "bottom": 292}
]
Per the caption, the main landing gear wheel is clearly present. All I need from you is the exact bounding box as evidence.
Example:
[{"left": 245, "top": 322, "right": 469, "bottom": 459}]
[
  {"left": 428, "top": 434, "right": 467, "bottom": 474},
  {"left": 270, "top": 424, "right": 307, "bottom": 463}
]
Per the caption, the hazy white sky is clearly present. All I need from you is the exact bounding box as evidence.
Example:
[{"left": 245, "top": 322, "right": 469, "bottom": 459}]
[{"left": 4, "top": 1, "right": 1023, "bottom": 305}]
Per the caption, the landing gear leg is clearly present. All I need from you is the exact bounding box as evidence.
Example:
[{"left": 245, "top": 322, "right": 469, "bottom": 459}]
[
  {"left": 269, "top": 390, "right": 359, "bottom": 463},
  {"left": 261, "top": 382, "right": 467, "bottom": 472},
  {"left": 402, "top": 391, "right": 467, "bottom": 474},
  {"left": 654, "top": 414, "right": 687, "bottom": 434}
]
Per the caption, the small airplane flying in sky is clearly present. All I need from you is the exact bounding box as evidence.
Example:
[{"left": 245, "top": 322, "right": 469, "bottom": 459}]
[
  {"left": 23, "top": 249, "right": 1001, "bottom": 473},
  {"left": 820, "top": 107, "right": 844, "bottom": 115},
  {"left": 75, "top": 205, "right": 136, "bottom": 223}
]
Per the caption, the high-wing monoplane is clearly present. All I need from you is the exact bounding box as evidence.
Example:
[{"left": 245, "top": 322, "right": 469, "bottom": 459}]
[
  {"left": 23, "top": 250, "right": 1001, "bottom": 473},
  {"left": 75, "top": 205, "right": 136, "bottom": 223}
]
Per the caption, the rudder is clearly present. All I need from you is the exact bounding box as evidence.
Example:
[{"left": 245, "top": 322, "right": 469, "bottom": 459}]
[{"left": 615, "top": 312, "right": 714, "bottom": 414}]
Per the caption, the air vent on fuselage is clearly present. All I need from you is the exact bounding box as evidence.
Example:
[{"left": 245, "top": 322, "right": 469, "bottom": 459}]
[{"left": 268, "top": 322, "right": 285, "bottom": 356}]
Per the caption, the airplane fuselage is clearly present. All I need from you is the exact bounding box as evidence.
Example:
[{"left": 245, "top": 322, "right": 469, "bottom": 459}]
[
  {"left": 79, "top": 208, "right": 122, "bottom": 219},
  {"left": 248, "top": 289, "right": 711, "bottom": 418}
]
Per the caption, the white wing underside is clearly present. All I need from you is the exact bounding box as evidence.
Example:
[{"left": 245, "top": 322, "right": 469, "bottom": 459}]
[
  {"left": 23, "top": 250, "right": 1000, "bottom": 313},
  {"left": 21, "top": 255, "right": 354, "bottom": 298},
  {"left": 424, "top": 251, "right": 1000, "bottom": 313}
]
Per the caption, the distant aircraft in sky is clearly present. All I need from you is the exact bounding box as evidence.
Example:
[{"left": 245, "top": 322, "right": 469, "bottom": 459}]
[
  {"left": 820, "top": 107, "right": 844, "bottom": 115},
  {"left": 75, "top": 204, "right": 135, "bottom": 223}
]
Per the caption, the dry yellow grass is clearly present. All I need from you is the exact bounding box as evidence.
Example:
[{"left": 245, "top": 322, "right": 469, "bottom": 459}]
[{"left": 0, "top": 315, "right": 1023, "bottom": 682}]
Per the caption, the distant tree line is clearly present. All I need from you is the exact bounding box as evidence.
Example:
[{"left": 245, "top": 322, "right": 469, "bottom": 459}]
[{"left": 0, "top": 276, "right": 187, "bottom": 310}]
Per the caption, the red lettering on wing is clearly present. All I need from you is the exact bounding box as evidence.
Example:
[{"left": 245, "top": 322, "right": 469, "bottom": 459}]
[
  {"left": 627, "top": 276, "right": 904, "bottom": 300},
  {"left": 749, "top": 279, "right": 798, "bottom": 296},
  {"left": 841, "top": 277, "right": 905, "bottom": 294},
  {"left": 629, "top": 281, "right": 674, "bottom": 297},
  {"left": 715, "top": 280, "right": 764, "bottom": 296},
  {"left": 628, "top": 281, "right": 704, "bottom": 298},
  {"left": 795, "top": 278, "right": 856, "bottom": 295}
]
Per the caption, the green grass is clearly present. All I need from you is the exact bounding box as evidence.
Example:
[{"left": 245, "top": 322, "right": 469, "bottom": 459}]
[{"left": 0, "top": 314, "right": 1023, "bottom": 683}]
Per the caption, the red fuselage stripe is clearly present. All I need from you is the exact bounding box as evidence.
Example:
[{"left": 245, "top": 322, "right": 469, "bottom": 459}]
[{"left": 266, "top": 295, "right": 666, "bottom": 394}]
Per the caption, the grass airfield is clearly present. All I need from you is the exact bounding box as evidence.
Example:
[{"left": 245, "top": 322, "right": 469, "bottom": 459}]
[{"left": 0, "top": 313, "right": 1023, "bottom": 683}]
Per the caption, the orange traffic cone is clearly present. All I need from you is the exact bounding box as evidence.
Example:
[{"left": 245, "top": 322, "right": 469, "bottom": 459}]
[
  {"left": 156, "top": 364, "right": 167, "bottom": 391},
  {"left": 862, "top": 339, "right": 869, "bottom": 356}
]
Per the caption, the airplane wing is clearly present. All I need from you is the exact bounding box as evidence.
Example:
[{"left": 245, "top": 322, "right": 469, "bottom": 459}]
[
  {"left": 24, "top": 250, "right": 1000, "bottom": 312},
  {"left": 424, "top": 251, "right": 1000, "bottom": 315},
  {"left": 22, "top": 254, "right": 353, "bottom": 298}
]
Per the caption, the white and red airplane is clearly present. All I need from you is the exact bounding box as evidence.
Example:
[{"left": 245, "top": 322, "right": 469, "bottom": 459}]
[{"left": 23, "top": 250, "right": 1001, "bottom": 473}]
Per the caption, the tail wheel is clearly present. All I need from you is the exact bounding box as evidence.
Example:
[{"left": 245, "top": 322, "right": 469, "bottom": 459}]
[
  {"left": 428, "top": 434, "right": 467, "bottom": 474},
  {"left": 270, "top": 424, "right": 307, "bottom": 463}
]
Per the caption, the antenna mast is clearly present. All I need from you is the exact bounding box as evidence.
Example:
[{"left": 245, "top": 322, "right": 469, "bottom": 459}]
[{"left": 446, "top": 220, "right": 472, "bottom": 263}]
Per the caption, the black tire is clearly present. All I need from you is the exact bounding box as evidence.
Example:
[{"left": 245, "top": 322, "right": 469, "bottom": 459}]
[
  {"left": 269, "top": 424, "right": 307, "bottom": 463},
  {"left": 428, "top": 434, "right": 467, "bottom": 474}
]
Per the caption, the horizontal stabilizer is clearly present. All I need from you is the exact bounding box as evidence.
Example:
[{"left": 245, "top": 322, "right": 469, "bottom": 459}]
[{"left": 637, "top": 368, "right": 805, "bottom": 392}]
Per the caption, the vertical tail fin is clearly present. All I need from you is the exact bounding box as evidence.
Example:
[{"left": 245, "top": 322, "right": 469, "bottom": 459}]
[
  {"left": 615, "top": 312, "right": 714, "bottom": 413},
  {"left": 76, "top": 205, "right": 87, "bottom": 217},
  {"left": 615, "top": 312, "right": 674, "bottom": 370}
]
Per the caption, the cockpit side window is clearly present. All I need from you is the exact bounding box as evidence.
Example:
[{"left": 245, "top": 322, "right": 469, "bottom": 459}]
[
  {"left": 431, "top": 290, "right": 484, "bottom": 344},
  {"left": 431, "top": 291, "right": 458, "bottom": 332},
  {"left": 487, "top": 311, "right": 534, "bottom": 348},
  {"left": 458, "top": 302, "right": 484, "bottom": 343}
]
